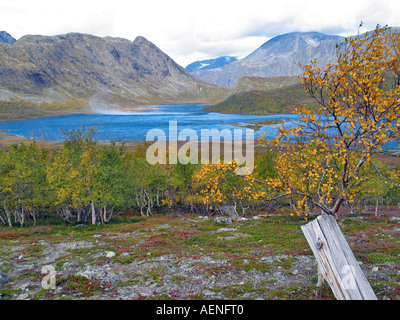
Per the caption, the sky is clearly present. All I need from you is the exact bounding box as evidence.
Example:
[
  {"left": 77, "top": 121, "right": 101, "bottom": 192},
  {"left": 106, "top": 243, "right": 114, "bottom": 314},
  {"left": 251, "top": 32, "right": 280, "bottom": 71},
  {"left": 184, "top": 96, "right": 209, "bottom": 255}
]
[{"left": 1, "top": 0, "right": 399, "bottom": 67}]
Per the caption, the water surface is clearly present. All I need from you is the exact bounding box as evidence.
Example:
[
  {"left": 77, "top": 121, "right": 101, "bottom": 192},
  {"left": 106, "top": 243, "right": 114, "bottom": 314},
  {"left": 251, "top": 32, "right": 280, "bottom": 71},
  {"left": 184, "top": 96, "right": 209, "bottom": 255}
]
[{"left": 0, "top": 103, "right": 298, "bottom": 141}]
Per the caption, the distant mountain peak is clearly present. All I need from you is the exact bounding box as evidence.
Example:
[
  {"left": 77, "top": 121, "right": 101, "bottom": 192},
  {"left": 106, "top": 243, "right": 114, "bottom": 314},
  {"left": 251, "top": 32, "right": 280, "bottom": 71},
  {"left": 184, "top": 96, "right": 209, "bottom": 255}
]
[
  {"left": 190, "top": 31, "right": 345, "bottom": 88},
  {"left": 185, "top": 56, "right": 238, "bottom": 72},
  {"left": 249, "top": 31, "right": 343, "bottom": 58},
  {"left": 133, "top": 35, "right": 151, "bottom": 45},
  {"left": 0, "top": 31, "right": 17, "bottom": 44}
]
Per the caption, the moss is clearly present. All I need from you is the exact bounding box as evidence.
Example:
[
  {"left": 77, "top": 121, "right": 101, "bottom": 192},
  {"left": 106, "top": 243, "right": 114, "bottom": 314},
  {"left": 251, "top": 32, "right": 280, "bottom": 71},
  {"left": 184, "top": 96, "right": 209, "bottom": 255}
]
[
  {"left": 0, "top": 286, "right": 22, "bottom": 300},
  {"left": 365, "top": 252, "right": 400, "bottom": 264},
  {"left": 55, "top": 275, "right": 116, "bottom": 298}
]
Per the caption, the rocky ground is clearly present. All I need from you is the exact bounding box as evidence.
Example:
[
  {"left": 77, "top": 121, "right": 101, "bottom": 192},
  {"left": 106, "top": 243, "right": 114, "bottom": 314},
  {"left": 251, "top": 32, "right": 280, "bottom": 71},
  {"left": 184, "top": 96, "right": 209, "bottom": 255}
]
[{"left": 0, "top": 212, "right": 400, "bottom": 300}]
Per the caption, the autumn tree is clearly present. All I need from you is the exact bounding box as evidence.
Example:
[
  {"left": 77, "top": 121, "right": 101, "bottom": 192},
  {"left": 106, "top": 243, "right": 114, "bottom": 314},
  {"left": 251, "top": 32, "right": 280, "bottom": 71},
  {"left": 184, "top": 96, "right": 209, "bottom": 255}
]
[
  {"left": 192, "top": 160, "right": 268, "bottom": 215},
  {"left": 124, "top": 155, "right": 168, "bottom": 216},
  {"left": 95, "top": 142, "right": 127, "bottom": 222},
  {"left": 47, "top": 126, "right": 102, "bottom": 224},
  {"left": 0, "top": 142, "right": 49, "bottom": 226},
  {"left": 266, "top": 25, "right": 400, "bottom": 216}
]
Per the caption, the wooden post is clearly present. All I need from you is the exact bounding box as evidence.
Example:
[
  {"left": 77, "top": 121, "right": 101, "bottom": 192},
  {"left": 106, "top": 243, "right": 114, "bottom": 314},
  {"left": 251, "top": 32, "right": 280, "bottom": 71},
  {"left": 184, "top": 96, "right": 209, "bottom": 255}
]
[{"left": 301, "top": 214, "right": 377, "bottom": 300}]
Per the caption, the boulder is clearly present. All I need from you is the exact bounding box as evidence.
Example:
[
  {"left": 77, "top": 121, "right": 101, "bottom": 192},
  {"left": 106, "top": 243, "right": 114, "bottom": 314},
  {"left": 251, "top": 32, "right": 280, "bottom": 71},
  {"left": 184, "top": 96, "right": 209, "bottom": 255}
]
[
  {"left": 78, "top": 266, "right": 120, "bottom": 286},
  {"left": 218, "top": 205, "right": 238, "bottom": 217},
  {"left": 214, "top": 217, "right": 233, "bottom": 224}
]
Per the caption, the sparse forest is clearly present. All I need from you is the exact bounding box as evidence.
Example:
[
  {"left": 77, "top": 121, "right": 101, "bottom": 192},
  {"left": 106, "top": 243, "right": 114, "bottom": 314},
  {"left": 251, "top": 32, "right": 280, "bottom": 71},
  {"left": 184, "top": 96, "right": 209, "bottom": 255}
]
[
  {"left": 0, "top": 124, "right": 398, "bottom": 228},
  {"left": 1, "top": 26, "right": 400, "bottom": 228}
]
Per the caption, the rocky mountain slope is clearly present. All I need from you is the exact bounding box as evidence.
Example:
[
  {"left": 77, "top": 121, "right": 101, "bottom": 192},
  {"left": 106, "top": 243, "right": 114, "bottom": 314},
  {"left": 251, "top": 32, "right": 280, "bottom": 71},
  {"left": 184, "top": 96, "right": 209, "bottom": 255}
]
[
  {"left": 190, "top": 32, "right": 344, "bottom": 88},
  {"left": 0, "top": 33, "right": 223, "bottom": 109},
  {"left": 0, "top": 31, "right": 16, "bottom": 44}
]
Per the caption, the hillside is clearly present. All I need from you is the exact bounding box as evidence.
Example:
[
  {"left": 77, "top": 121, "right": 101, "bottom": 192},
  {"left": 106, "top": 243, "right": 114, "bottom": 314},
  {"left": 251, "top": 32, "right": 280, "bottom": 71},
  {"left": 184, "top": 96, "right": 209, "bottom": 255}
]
[
  {"left": 230, "top": 75, "right": 302, "bottom": 94},
  {"left": 190, "top": 32, "right": 344, "bottom": 88},
  {"left": 204, "top": 75, "right": 318, "bottom": 114},
  {"left": 0, "top": 32, "right": 225, "bottom": 118}
]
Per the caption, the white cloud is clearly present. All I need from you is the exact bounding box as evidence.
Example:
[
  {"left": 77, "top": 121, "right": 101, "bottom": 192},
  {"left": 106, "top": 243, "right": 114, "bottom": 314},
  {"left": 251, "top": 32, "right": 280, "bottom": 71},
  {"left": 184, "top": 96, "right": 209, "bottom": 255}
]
[{"left": 1, "top": 0, "right": 399, "bottom": 66}]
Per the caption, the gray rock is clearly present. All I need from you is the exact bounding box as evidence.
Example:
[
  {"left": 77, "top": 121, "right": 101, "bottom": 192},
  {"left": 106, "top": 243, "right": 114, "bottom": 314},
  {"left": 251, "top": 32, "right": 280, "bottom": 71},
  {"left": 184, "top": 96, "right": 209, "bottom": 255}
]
[
  {"left": 202, "top": 289, "right": 226, "bottom": 299},
  {"left": 218, "top": 205, "right": 238, "bottom": 217},
  {"left": 78, "top": 266, "right": 120, "bottom": 286},
  {"left": 214, "top": 217, "right": 233, "bottom": 224},
  {"left": 16, "top": 293, "right": 29, "bottom": 300},
  {"left": 0, "top": 271, "right": 10, "bottom": 285},
  {"left": 212, "top": 227, "right": 237, "bottom": 234},
  {"left": 106, "top": 251, "right": 116, "bottom": 258},
  {"left": 261, "top": 254, "right": 288, "bottom": 264}
]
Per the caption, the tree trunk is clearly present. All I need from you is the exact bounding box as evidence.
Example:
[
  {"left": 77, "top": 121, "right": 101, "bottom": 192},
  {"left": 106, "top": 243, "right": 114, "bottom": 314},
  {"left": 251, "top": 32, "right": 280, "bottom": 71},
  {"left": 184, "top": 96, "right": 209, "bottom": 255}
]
[
  {"left": 3, "top": 204, "right": 12, "bottom": 227},
  {"left": 91, "top": 201, "right": 96, "bottom": 225}
]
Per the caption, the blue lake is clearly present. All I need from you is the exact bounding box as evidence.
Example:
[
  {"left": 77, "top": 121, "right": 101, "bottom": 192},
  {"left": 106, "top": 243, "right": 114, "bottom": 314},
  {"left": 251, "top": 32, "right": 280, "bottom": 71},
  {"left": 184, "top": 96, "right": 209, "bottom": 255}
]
[{"left": 0, "top": 103, "right": 299, "bottom": 141}]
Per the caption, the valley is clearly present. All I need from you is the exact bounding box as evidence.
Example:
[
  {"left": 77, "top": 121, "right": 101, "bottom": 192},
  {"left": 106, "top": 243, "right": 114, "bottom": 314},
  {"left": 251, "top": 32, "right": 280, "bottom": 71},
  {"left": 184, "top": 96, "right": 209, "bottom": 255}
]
[
  {"left": 1, "top": 26, "right": 400, "bottom": 303},
  {"left": 0, "top": 29, "right": 357, "bottom": 122}
]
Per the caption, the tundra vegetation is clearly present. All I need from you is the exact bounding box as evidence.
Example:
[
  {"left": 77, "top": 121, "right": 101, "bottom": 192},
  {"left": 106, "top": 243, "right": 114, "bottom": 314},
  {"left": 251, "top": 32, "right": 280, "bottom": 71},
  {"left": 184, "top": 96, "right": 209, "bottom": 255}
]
[{"left": 0, "top": 26, "right": 400, "bottom": 300}]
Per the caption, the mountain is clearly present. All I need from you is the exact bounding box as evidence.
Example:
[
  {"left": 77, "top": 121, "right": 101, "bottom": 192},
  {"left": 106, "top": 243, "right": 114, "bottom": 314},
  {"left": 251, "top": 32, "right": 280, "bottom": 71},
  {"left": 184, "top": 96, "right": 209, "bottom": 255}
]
[
  {"left": 190, "top": 32, "right": 345, "bottom": 88},
  {"left": 203, "top": 75, "right": 320, "bottom": 115},
  {"left": 229, "top": 75, "right": 301, "bottom": 94},
  {"left": 0, "top": 33, "right": 223, "bottom": 111},
  {"left": 185, "top": 56, "right": 237, "bottom": 72},
  {"left": 0, "top": 31, "right": 16, "bottom": 44}
]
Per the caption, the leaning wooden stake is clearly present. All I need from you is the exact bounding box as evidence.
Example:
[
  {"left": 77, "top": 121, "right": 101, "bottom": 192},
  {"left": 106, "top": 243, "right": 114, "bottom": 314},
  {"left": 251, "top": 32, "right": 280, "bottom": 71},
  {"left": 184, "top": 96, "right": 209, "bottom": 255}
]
[{"left": 301, "top": 214, "right": 377, "bottom": 300}]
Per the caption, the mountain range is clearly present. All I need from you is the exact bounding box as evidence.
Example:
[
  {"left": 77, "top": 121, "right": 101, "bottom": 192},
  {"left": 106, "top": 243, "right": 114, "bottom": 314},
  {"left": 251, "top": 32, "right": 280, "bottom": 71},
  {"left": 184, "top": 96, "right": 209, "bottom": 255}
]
[
  {"left": 0, "top": 33, "right": 223, "bottom": 110},
  {"left": 185, "top": 56, "right": 237, "bottom": 72},
  {"left": 189, "top": 32, "right": 345, "bottom": 88},
  {"left": 0, "top": 28, "right": 396, "bottom": 119}
]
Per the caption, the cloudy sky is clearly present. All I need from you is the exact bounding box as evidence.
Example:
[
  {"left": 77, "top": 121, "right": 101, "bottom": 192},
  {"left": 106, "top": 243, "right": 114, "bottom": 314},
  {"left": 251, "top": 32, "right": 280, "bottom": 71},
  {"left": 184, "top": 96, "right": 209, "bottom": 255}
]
[{"left": 1, "top": 0, "right": 399, "bottom": 66}]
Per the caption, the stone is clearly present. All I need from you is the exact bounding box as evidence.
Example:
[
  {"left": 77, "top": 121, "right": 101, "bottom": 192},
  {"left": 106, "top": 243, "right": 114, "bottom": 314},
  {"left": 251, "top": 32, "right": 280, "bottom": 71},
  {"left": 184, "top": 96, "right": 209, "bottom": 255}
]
[
  {"left": 78, "top": 266, "right": 120, "bottom": 286},
  {"left": 16, "top": 293, "right": 29, "bottom": 300},
  {"left": 106, "top": 251, "right": 115, "bottom": 258},
  {"left": 212, "top": 228, "right": 237, "bottom": 234},
  {"left": 214, "top": 217, "right": 233, "bottom": 224},
  {"left": 218, "top": 205, "right": 238, "bottom": 217},
  {"left": 0, "top": 271, "right": 10, "bottom": 285}
]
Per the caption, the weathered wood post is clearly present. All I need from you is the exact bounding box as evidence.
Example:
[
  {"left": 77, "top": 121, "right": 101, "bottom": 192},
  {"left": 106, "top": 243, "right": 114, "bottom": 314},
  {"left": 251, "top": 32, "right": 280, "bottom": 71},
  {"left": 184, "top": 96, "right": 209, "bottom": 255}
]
[{"left": 301, "top": 214, "right": 377, "bottom": 300}]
